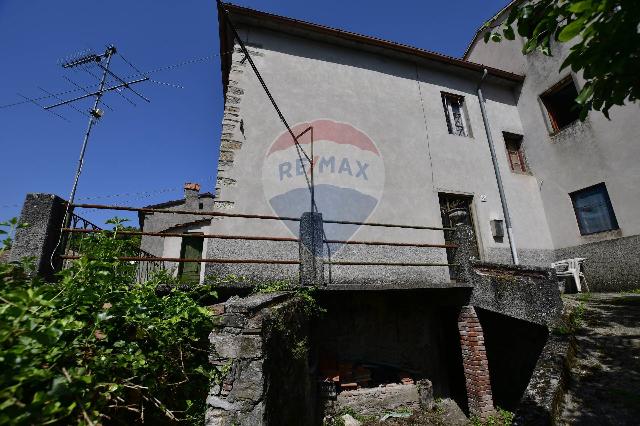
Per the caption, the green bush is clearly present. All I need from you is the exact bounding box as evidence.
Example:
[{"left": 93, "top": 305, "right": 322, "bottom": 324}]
[
  {"left": 0, "top": 219, "right": 217, "bottom": 424},
  {"left": 470, "top": 407, "right": 514, "bottom": 426}
]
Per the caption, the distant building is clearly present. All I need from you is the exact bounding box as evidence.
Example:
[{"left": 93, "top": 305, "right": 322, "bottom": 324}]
[{"left": 138, "top": 183, "right": 215, "bottom": 282}]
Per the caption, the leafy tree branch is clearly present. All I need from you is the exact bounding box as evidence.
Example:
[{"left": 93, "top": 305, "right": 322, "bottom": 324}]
[{"left": 485, "top": 0, "right": 640, "bottom": 119}]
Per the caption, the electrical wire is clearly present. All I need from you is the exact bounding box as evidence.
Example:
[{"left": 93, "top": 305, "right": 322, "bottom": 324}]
[
  {"left": 118, "top": 52, "right": 147, "bottom": 77},
  {"left": 82, "top": 63, "right": 138, "bottom": 107},
  {"left": 63, "top": 76, "right": 115, "bottom": 112},
  {"left": 17, "top": 93, "right": 70, "bottom": 122},
  {"left": 217, "top": 1, "right": 313, "bottom": 194},
  {"left": 0, "top": 50, "right": 235, "bottom": 110},
  {"left": 0, "top": 180, "right": 215, "bottom": 210},
  {"left": 39, "top": 86, "right": 89, "bottom": 118},
  {"left": 149, "top": 79, "right": 185, "bottom": 89}
]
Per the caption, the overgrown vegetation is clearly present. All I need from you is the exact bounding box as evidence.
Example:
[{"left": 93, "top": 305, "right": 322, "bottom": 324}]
[
  {"left": 0, "top": 218, "right": 217, "bottom": 424},
  {"left": 553, "top": 300, "right": 586, "bottom": 335},
  {"left": 470, "top": 407, "right": 515, "bottom": 426},
  {"left": 324, "top": 407, "right": 378, "bottom": 425},
  {"left": 253, "top": 278, "right": 325, "bottom": 318},
  {"left": 484, "top": 0, "right": 640, "bottom": 119},
  {"left": 0, "top": 217, "right": 28, "bottom": 251}
]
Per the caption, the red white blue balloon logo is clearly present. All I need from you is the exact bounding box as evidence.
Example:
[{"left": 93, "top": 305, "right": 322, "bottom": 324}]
[{"left": 262, "top": 119, "right": 385, "bottom": 243}]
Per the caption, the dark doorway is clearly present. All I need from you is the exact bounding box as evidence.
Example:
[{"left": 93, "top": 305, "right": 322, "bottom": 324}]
[
  {"left": 439, "top": 193, "right": 479, "bottom": 280},
  {"left": 312, "top": 290, "right": 470, "bottom": 414},
  {"left": 477, "top": 308, "right": 548, "bottom": 411},
  {"left": 178, "top": 235, "right": 203, "bottom": 283}
]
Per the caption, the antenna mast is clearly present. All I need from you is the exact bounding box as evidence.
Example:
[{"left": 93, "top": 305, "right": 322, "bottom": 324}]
[{"left": 46, "top": 44, "right": 150, "bottom": 267}]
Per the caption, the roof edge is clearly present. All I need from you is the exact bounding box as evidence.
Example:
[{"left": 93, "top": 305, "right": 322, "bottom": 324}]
[
  {"left": 462, "top": 0, "right": 521, "bottom": 60},
  {"left": 141, "top": 192, "right": 215, "bottom": 210},
  {"left": 219, "top": 2, "right": 525, "bottom": 84}
]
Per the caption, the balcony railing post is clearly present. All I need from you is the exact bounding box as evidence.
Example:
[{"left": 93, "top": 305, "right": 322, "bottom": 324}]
[
  {"left": 299, "top": 211, "right": 324, "bottom": 287},
  {"left": 452, "top": 224, "right": 475, "bottom": 282}
]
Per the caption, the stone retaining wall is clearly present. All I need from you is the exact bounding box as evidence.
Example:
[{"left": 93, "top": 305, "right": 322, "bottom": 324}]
[
  {"left": 513, "top": 313, "right": 576, "bottom": 425},
  {"left": 206, "top": 292, "right": 314, "bottom": 425},
  {"left": 555, "top": 235, "right": 640, "bottom": 292}
]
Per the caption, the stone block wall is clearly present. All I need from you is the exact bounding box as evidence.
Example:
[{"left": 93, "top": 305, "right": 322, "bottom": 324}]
[
  {"left": 513, "top": 333, "right": 576, "bottom": 426},
  {"left": 214, "top": 44, "right": 264, "bottom": 209},
  {"left": 206, "top": 292, "right": 314, "bottom": 425},
  {"left": 555, "top": 234, "right": 640, "bottom": 292},
  {"left": 457, "top": 305, "right": 495, "bottom": 420},
  {"left": 9, "top": 193, "right": 67, "bottom": 280}
]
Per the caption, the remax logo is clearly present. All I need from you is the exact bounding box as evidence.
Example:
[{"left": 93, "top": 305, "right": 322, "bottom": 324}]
[{"left": 262, "top": 119, "right": 385, "bottom": 244}]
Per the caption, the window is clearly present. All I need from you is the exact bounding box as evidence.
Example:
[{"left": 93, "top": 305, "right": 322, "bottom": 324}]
[
  {"left": 178, "top": 235, "right": 204, "bottom": 282},
  {"left": 541, "top": 77, "right": 580, "bottom": 132},
  {"left": 503, "top": 133, "right": 528, "bottom": 173},
  {"left": 441, "top": 93, "right": 470, "bottom": 137},
  {"left": 570, "top": 183, "right": 619, "bottom": 235}
]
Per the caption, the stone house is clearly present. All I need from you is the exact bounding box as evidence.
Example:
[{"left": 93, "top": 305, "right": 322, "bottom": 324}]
[
  {"left": 194, "top": 3, "right": 639, "bottom": 291},
  {"left": 138, "top": 182, "right": 215, "bottom": 282},
  {"left": 10, "top": 3, "right": 622, "bottom": 422}
]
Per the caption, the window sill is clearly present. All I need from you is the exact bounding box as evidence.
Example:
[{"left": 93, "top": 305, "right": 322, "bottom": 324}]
[
  {"left": 447, "top": 133, "right": 474, "bottom": 140},
  {"left": 509, "top": 170, "right": 533, "bottom": 176},
  {"left": 579, "top": 228, "right": 622, "bottom": 242},
  {"left": 549, "top": 119, "right": 581, "bottom": 138}
]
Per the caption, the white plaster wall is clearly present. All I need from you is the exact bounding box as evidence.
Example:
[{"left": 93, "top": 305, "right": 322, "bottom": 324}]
[
  {"left": 467, "top": 26, "right": 640, "bottom": 249},
  {"left": 212, "top": 24, "right": 554, "bottom": 269}
]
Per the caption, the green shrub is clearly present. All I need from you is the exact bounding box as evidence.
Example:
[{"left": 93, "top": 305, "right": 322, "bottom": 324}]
[
  {"left": 0, "top": 219, "right": 217, "bottom": 425},
  {"left": 553, "top": 301, "right": 586, "bottom": 336},
  {"left": 0, "top": 218, "right": 28, "bottom": 251},
  {"left": 470, "top": 407, "right": 514, "bottom": 426}
]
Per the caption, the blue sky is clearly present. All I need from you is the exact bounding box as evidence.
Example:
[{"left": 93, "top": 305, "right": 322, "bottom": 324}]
[{"left": 0, "top": 0, "right": 506, "bottom": 226}]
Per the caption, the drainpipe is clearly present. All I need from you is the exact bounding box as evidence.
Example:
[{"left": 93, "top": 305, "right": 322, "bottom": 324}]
[{"left": 477, "top": 69, "right": 519, "bottom": 265}]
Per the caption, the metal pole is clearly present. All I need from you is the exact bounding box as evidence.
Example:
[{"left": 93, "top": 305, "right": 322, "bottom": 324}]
[
  {"left": 476, "top": 69, "right": 519, "bottom": 265},
  {"left": 310, "top": 128, "right": 317, "bottom": 283},
  {"left": 66, "top": 46, "right": 116, "bottom": 211},
  {"left": 50, "top": 46, "right": 117, "bottom": 268},
  {"left": 310, "top": 127, "right": 315, "bottom": 213}
]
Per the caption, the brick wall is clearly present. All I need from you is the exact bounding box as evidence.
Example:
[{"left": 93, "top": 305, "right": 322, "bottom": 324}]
[{"left": 457, "top": 305, "right": 495, "bottom": 419}]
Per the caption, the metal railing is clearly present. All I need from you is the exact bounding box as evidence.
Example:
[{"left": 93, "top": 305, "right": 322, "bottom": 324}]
[
  {"left": 320, "top": 217, "right": 456, "bottom": 269},
  {"left": 61, "top": 212, "right": 170, "bottom": 282},
  {"left": 60, "top": 203, "right": 461, "bottom": 285}
]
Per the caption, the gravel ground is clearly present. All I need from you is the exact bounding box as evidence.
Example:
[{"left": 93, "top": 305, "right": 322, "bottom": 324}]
[{"left": 560, "top": 292, "right": 640, "bottom": 425}]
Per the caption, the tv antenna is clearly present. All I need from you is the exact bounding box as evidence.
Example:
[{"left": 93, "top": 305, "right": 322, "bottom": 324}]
[{"left": 47, "top": 44, "right": 150, "bottom": 267}]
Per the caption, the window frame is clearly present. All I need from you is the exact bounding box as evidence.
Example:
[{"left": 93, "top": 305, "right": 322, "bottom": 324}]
[
  {"left": 502, "top": 132, "right": 528, "bottom": 174},
  {"left": 441, "top": 92, "right": 471, "bottom": 138},
  {"left": 569, "top": 183, "right": 619, "bottom": 236},
  {"left": 540, "top": 75, "right": 581, "bottom": 134}
]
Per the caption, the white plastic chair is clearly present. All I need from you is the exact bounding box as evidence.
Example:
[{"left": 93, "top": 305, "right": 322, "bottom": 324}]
[{"left": 552, "top": 258, "right": 588, "bottom": 292}]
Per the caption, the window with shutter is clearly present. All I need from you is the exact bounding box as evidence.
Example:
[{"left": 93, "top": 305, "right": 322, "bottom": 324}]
[{"left": 503, "top": 133, "right": 528, "bottom": 174}]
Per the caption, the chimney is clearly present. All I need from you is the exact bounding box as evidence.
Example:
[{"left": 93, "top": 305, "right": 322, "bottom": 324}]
[{"left": 184, "top": 182, "right": 200, "bottom": 208}]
